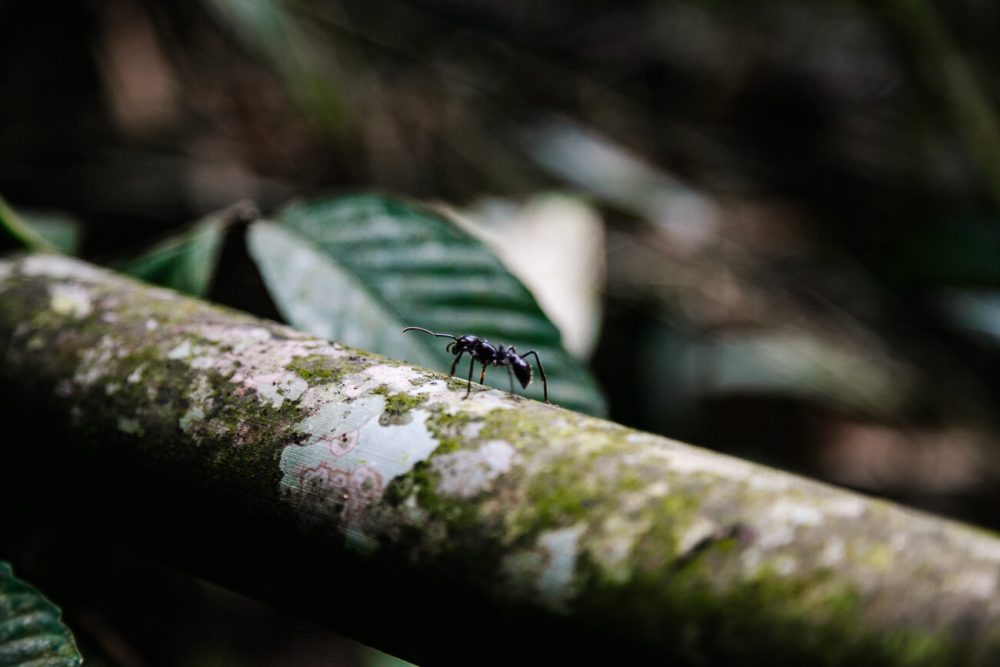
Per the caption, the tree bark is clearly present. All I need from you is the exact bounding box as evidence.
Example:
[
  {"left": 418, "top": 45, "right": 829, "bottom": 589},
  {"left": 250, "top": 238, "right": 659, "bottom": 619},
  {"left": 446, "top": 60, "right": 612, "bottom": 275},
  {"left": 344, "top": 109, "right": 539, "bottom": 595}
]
[{"left": 1, "top": 253, "right": 999, "bottom": 666}]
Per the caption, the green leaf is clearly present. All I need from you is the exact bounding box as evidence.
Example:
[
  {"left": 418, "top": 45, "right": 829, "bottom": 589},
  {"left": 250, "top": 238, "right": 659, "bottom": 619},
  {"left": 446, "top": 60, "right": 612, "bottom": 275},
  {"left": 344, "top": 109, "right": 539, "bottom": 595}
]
[
  {"left": 116, "top": 205, "right": 241, "bottom": 297},
  {"left": 16, "top": 213, "right": 81, "bottom": 256},
  {"left": 0, "top": 197, "right": 71, "bottom": 254},
  {"left": 247, "top": 220, "right": 441, "bottom": 369},
  {"left": 249, "top": 194, "right": 606, "bottom": 415},
  {"left": 362, "top": 646, "right": 418, "bottom": 667},
  {"left": 0, "top": 562, "right": 82, "bottom": 667}
]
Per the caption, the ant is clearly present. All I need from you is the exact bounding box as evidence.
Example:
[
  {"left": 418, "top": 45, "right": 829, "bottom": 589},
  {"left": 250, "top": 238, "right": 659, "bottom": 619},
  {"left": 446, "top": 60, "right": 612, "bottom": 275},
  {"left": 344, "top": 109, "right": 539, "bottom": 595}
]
[{"left": 403, "top": 326, "right": 549, "bottom": 403}]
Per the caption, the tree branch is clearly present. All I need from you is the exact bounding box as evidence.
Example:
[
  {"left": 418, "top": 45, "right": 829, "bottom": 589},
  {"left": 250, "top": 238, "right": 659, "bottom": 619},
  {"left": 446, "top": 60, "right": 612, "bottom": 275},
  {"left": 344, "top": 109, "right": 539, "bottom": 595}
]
[{"left": 1, "top": 254, "right": 999, "bottom": 665}]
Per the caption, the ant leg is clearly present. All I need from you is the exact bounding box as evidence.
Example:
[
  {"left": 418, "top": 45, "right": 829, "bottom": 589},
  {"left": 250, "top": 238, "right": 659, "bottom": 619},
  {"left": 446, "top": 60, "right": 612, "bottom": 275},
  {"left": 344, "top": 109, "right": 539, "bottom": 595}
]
[
  {"left": 520, "top": 351, "right": 549, "bottom": 403},
  {"left": 465, "top": 355, "right": 475, "bottom": 398},
  {"left": 479, "top": 365, "right": 488, "bottom": 384},
  {"left": 506, "top": 364, "right": 515, "bottom": 394},
  {"left": 449, "top": 351, "right": 463, "bottom": 376}
]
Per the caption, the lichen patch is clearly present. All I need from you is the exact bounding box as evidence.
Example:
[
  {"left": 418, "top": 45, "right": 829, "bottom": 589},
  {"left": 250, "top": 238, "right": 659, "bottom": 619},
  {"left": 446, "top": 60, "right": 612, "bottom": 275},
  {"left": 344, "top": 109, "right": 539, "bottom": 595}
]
[
  {"left": 126, "top": 364, "right": 146, "bottom": 384},
  {"left": 677, "top": 516, "right": 722, "bottom": 557},
  {"left": 279, "top": 394, "right": 441, "bottom": 551},
  {"left": 432, "top": 439, "right": 519, "bottom": 499},
  {"left": 821, "top": 495, "right": 867, "bottom": 519},
  {"left": 117, "top": 416, "right": 143, "bottom": 435},
  {"left": 501, "top": 524, "right": 586, "bottom": 612},
  {"left": 948, "top": 568, "right": 998, "bottom": 600},
  {"left": 770, "top": 499, "right": 825, "bottom": 527},
  {"left": 591, "top": 514, "right": 652, "bottom": 582},
  {"left": 754, "top": 523, "right": 797, "bottom": 551},
  {"left": 244, "top": 371, "right": 308, "bottom": 409},
  {"left": 74, "top": 335, "right": 121, "bottom": 387},
  {"left": 655, "top": 442, "right": 762, "bottom": 482},
  {"left": 160, "top": 323, "right": 353, "bottom": 415},
  {"left": 341, "top": 363, "right": 430, "bottom": 399},
  {"left": 167, "top": 341, "right": 194, "bottom": 359},
  {"left": 21, "top": 253, "right": 107, "bottom": 281},
  {"left": 537, "top": 525, "right": 585, "bottom": 607},
  {"left": 819, "top": 537, "right": 846, "bottom": 567},
  {"left": 49, "top": 283, "right": 93, "bottom": 318},
  {"left": 195, "top": 324, "right": 273, "bottom": 354},
  {"left": 179, "top": 406, "right": 205, "bottom": 432}
]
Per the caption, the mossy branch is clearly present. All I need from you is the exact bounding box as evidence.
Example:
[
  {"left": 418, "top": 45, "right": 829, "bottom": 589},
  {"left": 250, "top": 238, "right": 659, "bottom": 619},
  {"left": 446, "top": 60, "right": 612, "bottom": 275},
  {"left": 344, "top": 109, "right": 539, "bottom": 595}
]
[{"left": 1, "top": 254, "right": 999, "bottom": 666}]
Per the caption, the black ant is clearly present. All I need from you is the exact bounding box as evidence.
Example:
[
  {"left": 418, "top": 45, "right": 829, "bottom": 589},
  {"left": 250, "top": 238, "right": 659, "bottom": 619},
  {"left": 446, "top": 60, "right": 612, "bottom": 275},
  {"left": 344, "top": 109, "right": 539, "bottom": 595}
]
[{"left": 403, "top": 326, "right": 549, "bottom": 402}]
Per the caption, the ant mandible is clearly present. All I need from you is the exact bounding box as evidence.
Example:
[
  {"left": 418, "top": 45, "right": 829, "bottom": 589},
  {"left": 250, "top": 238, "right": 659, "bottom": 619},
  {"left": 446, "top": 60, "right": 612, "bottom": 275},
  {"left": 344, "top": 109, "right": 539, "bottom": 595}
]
[{"left": 403, "top": 326, "right": 549, "bottom": 403}]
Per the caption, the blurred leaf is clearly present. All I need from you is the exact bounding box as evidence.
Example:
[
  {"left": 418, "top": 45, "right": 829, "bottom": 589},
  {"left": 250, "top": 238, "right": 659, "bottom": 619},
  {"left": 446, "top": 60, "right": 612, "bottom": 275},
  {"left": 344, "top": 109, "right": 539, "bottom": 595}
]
[
  {"left": 522, "top": 119, "right": 675, "bottom": 217},
  {"left": 936, "top": 289, "right": 1000, "bottom": 344},
  {"left": 201, "top": 0, "right": 348, "bottom": 130},
  {"left": 685, "top": 333, "right": 906, "bottom": 413},
  {"left": 116, "top": 206, "right": 242, "bottom": 297},
  {"left": 362, "top": 646, "right": 418, "bottom": 667},
  {"left": 0, "top": 561, "right": 82, "bottom": 667},
  {"left": 16, "top": 213, "right": 81, "bottom": 255},
  {"left": 462, "top": 194, "right": 605, "bottom": 360},
  {"left": 0, "top": 197, "right": 69, "bottom": 254},
  {"left": 636, "top": 323, "right": 910, "bottom": 430},
  {"left": 248, "top": 194, "right": 606, "bottom": 415}
]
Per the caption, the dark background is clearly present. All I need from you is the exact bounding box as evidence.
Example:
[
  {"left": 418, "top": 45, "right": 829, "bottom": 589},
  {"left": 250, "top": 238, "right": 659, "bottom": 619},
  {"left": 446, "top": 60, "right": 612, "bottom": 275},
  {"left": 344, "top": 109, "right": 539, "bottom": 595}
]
[{"left": 3, "top": 0, "right": 1000, "bottom": 664}]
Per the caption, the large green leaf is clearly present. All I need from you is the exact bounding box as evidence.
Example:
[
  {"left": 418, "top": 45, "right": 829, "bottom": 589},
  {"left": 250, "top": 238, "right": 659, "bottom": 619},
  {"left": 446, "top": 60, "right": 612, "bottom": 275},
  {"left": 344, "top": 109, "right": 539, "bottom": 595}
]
[
  {"left": 247, "top": 220, "right": 440, "bottom": 369},
  {"left": 250, "top": 194, "right": 606, "bottom": 415},
  {"left": 116, "top": 204, "right": 249, "bottom": 297},
  {"left": 0, "top": 562, "right": 82, "bottom": 667}
]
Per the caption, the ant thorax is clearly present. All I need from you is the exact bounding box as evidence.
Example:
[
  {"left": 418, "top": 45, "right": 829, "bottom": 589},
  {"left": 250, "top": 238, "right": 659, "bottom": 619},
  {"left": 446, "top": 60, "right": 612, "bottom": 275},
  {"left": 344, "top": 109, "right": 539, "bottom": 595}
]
[{"left": 473, "top": 340, "right": 498, "bottom": 364}]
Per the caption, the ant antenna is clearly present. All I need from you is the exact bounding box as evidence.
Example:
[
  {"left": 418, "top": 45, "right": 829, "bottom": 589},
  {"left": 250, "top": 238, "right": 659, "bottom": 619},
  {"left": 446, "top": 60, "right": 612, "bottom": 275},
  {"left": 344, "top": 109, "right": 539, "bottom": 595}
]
[{"left": 402, "top": 326, "right": 458, "bottom": 341}]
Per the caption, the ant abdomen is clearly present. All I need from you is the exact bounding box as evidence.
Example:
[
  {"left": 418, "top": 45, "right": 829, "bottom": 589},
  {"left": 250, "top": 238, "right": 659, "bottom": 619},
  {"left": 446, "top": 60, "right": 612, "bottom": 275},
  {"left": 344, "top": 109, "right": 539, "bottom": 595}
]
[{"left": 509, "top": 355, "right": 532, "bottom": 389}]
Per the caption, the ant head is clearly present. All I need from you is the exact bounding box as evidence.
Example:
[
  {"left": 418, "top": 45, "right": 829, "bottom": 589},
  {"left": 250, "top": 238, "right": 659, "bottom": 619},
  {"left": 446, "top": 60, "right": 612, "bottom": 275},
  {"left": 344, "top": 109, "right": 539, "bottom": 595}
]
[{"left": 454, "top": 335, "right": 481, "bottom": 352}]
